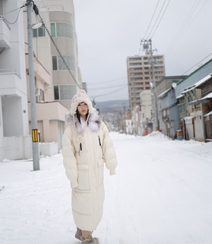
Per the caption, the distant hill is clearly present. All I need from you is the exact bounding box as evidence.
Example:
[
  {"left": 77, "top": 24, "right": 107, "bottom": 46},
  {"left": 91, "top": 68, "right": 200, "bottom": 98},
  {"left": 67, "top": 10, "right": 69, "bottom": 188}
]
[{"left": 95, "top": 100, "right": 129, "bottom": 112}]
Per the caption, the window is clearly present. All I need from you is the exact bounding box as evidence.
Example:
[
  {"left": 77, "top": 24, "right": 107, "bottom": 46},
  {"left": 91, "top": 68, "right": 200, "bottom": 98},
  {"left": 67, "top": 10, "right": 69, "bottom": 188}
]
[
  {"left": 50, "top": 22, "right": 73, "bottom": 38},
  {"left": 36, "top": 89, "right": 45, "bottom": 103},
  {"left": 60, "top": 85, "right": 76, "bottom": 100},
  {"left": 130, "top": 72, "right": 143, "bottom": 76},
  {"left": 40, "top": 89, "right": 45, "bottom": 101},
  {"left": 54, "top": 85, "right": 77, "bottom": 100},
  {"left": 129, "top": 62, "right": 142, "bottom": 66},
  {"left": 52, "top": 56, "right": 75, "bottom": 71},
  {"left": 0, "top": 0, "right": 3, "bottom": 15},
  {"left": 50, "top": 23, "right": 56, "bottom": 37},
  {"left": 52, "top": 56, "right": 57, "bottom": 70},
  {"left": 58, "top": 56, "right": 75, "bottom": 70},
  {"left": 178, "top": 103, "right": 185, "bottom": 113},
  {"left": 33, "top": 26, "right": 45, "bottom": 37},
  {"left": 54, "top": 86, "right": 59, "bottom": 100},
  {"left": 129, "top": 58, "right": 141, "bottom": 61},
  {"left": 129, "top": 68, "right": 142, "bottom": 71}
]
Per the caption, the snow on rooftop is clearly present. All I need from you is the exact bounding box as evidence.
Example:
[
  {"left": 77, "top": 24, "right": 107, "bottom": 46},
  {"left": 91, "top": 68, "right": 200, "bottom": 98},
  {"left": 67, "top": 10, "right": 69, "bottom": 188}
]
[
  {"left": 182, "top": 73, "right": 212, "bottom": 94},
  {"left": 204, "top": 110, "right": 212, "bottom": 117},
  {"left": 158, "top": 88, "right": 171, "bottom": 98},
  {"left": 202, "top": 91, "right": 212, "bottom": 99}
]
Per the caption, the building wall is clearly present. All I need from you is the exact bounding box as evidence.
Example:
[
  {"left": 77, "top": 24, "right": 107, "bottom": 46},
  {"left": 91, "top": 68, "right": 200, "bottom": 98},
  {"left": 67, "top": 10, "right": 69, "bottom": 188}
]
[
  {"left": 28, "top": 102, "right": 67, "bottom": 150},
  {"left": 0, "top": 0, "right": 29, "bottom": 141},
  {"left": 0, "top": 97, "right": 3, "bottom": 161},
  {"left": 140, "top": 90, "right": 152, "bottom": 127},
  {"left": 28, "top": 0, "right": 83, "bottom": 110},
  {"left": 169, "top": 105, "right": 180, "bottom": 138}
]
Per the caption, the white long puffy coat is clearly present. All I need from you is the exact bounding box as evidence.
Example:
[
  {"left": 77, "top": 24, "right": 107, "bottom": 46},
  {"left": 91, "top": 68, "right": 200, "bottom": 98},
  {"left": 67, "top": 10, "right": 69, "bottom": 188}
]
[{"left": 62, "top": 110, "right": 117, "bottom": 231}]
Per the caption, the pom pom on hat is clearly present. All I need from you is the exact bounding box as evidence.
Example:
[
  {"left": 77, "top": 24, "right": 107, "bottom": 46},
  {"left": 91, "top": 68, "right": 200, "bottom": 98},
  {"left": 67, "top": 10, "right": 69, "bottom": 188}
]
[{"left": 70, "top": 89, "right": 94, "bottom": 115}]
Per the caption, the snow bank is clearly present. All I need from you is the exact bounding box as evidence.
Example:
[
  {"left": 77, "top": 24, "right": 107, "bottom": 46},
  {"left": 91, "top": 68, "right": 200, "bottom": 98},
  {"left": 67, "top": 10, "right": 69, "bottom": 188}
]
[{"left": 145, "top": 131, "right": 172, "bottom": 141}]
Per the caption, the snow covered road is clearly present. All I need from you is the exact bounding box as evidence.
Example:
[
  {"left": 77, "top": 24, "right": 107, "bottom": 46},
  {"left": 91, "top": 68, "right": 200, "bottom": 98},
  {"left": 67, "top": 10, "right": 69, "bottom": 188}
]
[{"left": 0, "top": 132, "right": 212, "bottom": 244}]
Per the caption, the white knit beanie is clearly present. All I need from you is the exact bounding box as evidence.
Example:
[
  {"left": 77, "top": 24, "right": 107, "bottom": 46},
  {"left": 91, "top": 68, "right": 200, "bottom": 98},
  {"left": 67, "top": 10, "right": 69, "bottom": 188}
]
[{"left": 70, "top": 89, "right": 94, "bottom": 116}]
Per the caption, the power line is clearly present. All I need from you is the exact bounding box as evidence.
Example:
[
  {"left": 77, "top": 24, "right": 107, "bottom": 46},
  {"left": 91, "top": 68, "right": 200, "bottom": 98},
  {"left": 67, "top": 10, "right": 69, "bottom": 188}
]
[
  {"left": 165, "top": 0, "right": 204, "bottom": 56},
  {"left": 150, "top": 0, "right": 171, "bottom": 39},
  {"left": 1, "top": 1, "right": 32, "bottom": 24},
  {"left": 2, "top": 7, "right": 22, "bottom": 25},
  {"left": 182, "top": 52, "right": 212, "bottom": 75},
  {"left": 2, "top": 7, "right": 22, "bottom": 15},
  {"left": 2, "top": 1, "right": 80, "bottom": 90},
  {"left": 165, "top": 0, "right": 201, "bottom": 55},
  {"left": 142, "top": 0, "right": 160, "bottom": 40},
  {"left": 87, "top": 77, "right": 127, "bottom": 85},
  {"left": 88, "top": 84, "right": 127, "bottom": 91},
  {"left": 89, "top": 86, "right": 127, "bottom": 99},
  {"left": 175, "top": 0, "right": 209, "bottom": 48},
  {"left": 146, "top": 0, "right": 167, "bottom": 40}
]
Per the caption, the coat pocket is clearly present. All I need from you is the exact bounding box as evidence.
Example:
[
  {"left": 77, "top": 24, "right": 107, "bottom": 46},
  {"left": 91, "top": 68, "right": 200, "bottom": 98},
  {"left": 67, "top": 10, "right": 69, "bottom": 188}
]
[
  {"left": 77, "top": 164, "right": 90, "bottom": 190},
  {"left": 98, "top": 159, "right": 104, "bottom": 185}
]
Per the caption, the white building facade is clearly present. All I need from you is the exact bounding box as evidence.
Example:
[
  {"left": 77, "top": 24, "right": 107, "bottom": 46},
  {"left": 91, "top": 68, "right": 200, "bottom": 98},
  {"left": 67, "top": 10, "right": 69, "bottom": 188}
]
[
  {"left": 25, "top": 0, "right": 83, "bottom": 109},
  {"left": 0, "top": 0, "right": 83, "bottom": 161},
  {"left": 0, "top": 0, "right": 29, "bottom": 161},
  {"left": 22, "top": 0, "right": 84, "bottom": 153}
]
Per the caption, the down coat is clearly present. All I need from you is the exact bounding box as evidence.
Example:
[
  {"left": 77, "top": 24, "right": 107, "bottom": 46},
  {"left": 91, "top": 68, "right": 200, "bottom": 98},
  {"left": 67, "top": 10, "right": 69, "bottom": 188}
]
[{"left": 62, "top": 105, "right": 117, "bottom": 231}]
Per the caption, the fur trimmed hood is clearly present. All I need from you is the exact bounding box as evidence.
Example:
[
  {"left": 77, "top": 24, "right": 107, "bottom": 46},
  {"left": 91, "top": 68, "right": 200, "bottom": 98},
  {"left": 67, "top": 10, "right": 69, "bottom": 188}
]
[{"left": 66, "top": 109, "right": 101, "bottom": 134}]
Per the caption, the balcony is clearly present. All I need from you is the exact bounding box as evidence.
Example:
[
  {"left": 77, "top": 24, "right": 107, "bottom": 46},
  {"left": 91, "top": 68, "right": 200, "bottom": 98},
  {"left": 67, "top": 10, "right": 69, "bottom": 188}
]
[
  {"left": 0, "top": 17, "right": 10, "bottom": 48},
  {"left": 0, "top": 70, "right": 22, "bottom": 96}
]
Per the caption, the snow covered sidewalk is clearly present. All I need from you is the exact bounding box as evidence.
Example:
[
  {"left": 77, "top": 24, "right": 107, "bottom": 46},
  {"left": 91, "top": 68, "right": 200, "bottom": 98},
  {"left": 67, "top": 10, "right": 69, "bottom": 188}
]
[{"left": 0, "top": 132, "right": 212, "bottom": 244}]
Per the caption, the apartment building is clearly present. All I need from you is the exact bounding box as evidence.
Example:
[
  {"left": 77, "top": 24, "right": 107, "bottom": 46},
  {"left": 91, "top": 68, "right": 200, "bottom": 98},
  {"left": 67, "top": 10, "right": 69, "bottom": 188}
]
[
  {"left": 126, "top": 54, "right": 165, "bottom": 110},
  {"left": 22, "top": 0, "right": 83, "bottom": 152},
  {"left": 0, "top": 0, "right": 84, "bottom": 162},
  {"left": 24, "top": 0, "right": 83, "bottom": 109},
  {"left": 0, "top": 0, "right": 30, "bottom": 161}
]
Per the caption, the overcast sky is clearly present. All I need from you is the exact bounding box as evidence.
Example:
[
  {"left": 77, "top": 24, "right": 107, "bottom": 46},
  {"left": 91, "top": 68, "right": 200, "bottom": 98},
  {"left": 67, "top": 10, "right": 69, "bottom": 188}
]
[{"left": 73, "top": 0, "right": 212, "bottom": 102}]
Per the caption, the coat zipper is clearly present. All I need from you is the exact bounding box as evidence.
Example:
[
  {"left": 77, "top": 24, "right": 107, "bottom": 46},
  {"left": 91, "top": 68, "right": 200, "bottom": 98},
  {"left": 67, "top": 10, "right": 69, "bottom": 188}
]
[
  {"left": 79, "top": 143, "right": 82, "bottom": 155},
  {"left": 98, "top": 136, "right": 102, "bottom": 146}
]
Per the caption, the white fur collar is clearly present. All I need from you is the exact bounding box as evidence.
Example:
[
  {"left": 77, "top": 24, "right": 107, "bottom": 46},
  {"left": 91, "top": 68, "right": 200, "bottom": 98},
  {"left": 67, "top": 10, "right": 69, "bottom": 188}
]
[{"left": 66, "top": 109, "right": 101, "bottom": 133}]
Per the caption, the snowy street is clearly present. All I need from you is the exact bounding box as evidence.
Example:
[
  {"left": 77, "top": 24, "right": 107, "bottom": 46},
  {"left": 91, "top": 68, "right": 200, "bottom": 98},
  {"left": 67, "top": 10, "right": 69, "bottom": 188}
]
[{"left": 0, "top": 132, "right": 212, "bottom": 244}]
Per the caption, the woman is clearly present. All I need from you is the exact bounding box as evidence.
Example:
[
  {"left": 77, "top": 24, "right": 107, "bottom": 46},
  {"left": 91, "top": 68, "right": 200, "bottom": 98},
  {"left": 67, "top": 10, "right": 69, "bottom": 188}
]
[{"left": 62, "top": 90, "right": 117, "bottom": 244}]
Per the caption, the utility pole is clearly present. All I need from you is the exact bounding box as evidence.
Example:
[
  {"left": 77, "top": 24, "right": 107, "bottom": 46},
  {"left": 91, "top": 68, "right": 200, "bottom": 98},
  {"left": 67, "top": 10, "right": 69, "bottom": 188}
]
[
  {"left": 149, "top": 39, "right": 159, "bottom": 130},
  {"left": 141, "top": 39, "right": 159, "bottom": 131},
  {"left": 26, "top": 0, "right": 40, "bottom": 170}
]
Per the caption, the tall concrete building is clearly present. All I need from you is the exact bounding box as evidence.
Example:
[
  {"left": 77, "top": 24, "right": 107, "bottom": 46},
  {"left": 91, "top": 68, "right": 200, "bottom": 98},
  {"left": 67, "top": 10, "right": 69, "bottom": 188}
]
[{"left": 126, "top": 54, "right": 166, "bottom": 110}]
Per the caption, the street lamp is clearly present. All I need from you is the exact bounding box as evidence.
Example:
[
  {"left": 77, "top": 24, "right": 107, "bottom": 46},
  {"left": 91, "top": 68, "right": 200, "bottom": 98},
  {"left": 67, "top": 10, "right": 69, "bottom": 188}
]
[{"left": 26, "top": 0, "right": 40, "bottom": 170}]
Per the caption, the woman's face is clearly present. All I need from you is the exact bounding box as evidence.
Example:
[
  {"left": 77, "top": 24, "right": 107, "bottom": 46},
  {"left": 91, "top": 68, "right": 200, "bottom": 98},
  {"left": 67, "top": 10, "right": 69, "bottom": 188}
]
[{"left": 77, "top": 102, "right": 88, "bottom": 117}]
